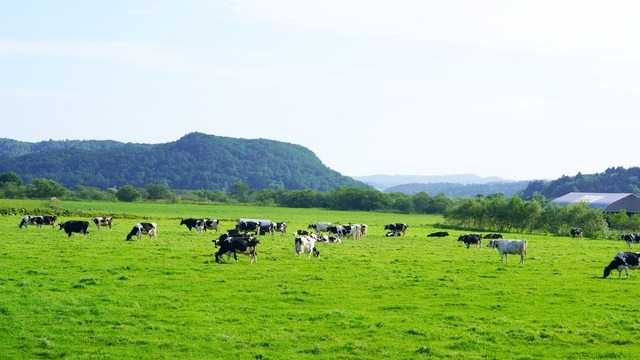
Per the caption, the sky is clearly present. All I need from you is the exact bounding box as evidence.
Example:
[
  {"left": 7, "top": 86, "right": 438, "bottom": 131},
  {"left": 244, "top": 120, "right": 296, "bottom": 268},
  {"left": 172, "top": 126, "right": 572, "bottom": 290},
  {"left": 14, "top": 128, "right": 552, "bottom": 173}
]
[{"left": 2, "top": 1, "right": 640, "bottom": 182}]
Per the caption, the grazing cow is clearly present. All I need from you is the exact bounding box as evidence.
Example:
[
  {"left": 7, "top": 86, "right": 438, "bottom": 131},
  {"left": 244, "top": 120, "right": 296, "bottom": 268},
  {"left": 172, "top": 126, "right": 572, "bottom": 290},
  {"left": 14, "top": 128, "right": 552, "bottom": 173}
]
[
  {"left": 620, "top": 234, "right": 638, "bottom": 248},
  {"left": 19, "top": 215, "right": 57, "bottom": 229},
  {"left": 428, "top": 231, "right": 449, "bottom": 237},
  {"left": 458, "top": 234, "right": 482, "bottom": 249},
  {"left": 42, "top": 215, "right": 58, "bottom": 228},
  {"left": 180, "top": 218, "right": 200, "bottom": 231},
  {"left": 483, "top": 233, "right": 503, "bottom": 239},
  {"left": 58, "top": 220, "right": 90, "bottom": 237},
  {"left": 603, "top": 252, "right": 640, "bottom": 278},
  {"left": 486, "top": 239, "right": 528, "bottom": 264},
  {"left": 571, "top": 227, "right": 582, "bottom": 239},
  {"left": 196, "top": 219, "right": 220, "bottom": 235},
  {"left": 92, "top": 217, "right": 113, "bottom": 230},
  {"left": 126, "top": 222, "right": 157, "bottom": 241},
  {"left": 327, "top": 224, "right": 362, "bottom": 240},
  {"left": 308, "top": 222, "right": 333, "bottom": 234},
  {"left": 269, "top": 221, "right": 288, "bottom": 236},
  {"left": 293, "top": 234, "right": 320, "bottom": 259},
  {"left": 214, "top": 234, "right": 259, "bottom": 263},
  {"left": 19, "top": 215, "right": 31, "bottom": 228},
  {"left": 384, "top": 223, "right": 408, "bottom": 236},
  {"left": 236, "top": 220, "right": 262, "bottom": 235}
]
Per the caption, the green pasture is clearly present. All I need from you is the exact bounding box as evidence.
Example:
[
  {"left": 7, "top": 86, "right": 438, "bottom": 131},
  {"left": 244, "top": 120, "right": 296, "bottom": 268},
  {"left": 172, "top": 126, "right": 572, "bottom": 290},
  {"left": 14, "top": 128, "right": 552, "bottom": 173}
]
[{"left": 0, "top": 199, "right": 638, "bottom": 359}]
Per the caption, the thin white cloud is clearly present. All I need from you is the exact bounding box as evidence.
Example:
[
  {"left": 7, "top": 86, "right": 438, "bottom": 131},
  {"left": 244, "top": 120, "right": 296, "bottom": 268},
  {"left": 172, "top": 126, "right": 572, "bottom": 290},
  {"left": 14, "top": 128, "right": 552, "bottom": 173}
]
[
  {"left": 0, "top": 88, "right": 87, "bottom": 99},
  {"left": 224, "top": 0, "right": 640, "bottom": 60}
]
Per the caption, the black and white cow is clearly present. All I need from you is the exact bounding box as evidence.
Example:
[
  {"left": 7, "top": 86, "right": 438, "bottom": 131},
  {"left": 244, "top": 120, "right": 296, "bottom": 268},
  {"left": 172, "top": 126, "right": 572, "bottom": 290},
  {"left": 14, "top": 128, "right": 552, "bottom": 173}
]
[
  {"left": 327, "top": 224, "right": 362, "bottom": 240},
  {"left": 293, "top": 234, "right": 320, "bottom": 259},
  {"left": 180, "top": 218, "right": 200, "bottom": 231},
  {"left": 483, "top": 233, "right": 503, "bottom": 239},
  {"left": 308, "top": 222, "right": 333, "bottom": 234},
  {"left": 385, "top": 231, "right": 403, "bottom": 237},
  {"left": 196, "top": 219, "right": 220, "bottom": 235},
  {"left": 427, "top": 231, "right": 449, "bottom": 237},
  {"left": 458, "top": 234, "right": 482, "bottom": 249},
  {"left": 269, "top": 222, "right": 287, "bottom": 236},
  {"left": 214, "top": 234, "right": 259, "bottom": 264},
  {"left": 19, "top": 215, "right": 58, "bottom": 229},
  {"left": 603, "top": 252, "right": 640, "bottom": 278},
  {"left": 384, "top": 223, "right": 408, "bottom": 236},
  {"left": 126, "top": 222, "right": 157, "bottom": 241},
  {"left": 571, "top": 227, "right": 582, "bottom": 239},
  {"left": 58, "top": 220, "right": 90, "bottom": 237},
  {"left": 236, "top": 220, "right": 262, "bottom": 235},
  {"left": 92, "top": 217, "right": 113, "bottom": 230},
  {"left": 294, "top": 230, "right": 310, "bottom": 236},
  {"left": 486, "top": 239, "right": 527, "bottom": 264},
  {"left": 620, "top": 234, "right": 638, "bottom": 248}
]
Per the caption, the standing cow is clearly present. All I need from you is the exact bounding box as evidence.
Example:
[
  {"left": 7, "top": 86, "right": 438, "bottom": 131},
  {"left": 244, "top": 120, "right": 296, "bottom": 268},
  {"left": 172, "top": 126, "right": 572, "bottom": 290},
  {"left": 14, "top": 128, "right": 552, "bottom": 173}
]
[
  {"left": 293, "top": 234, "right": 320, "bottom": 259},
  {"left": 269, "top": 221, "right": 288, "bottom": 236},
  {"left": 603, "top": 252, "right": 640, "bottom": 278},
  {"left": 458, "top": 234, "right": 482, "bottom": 249},
  {"left": 571, "top": 227, "right": 582, "bottom": 239},
  {"left": 92, "top": 217, "right": 113, "bottom": 230},
  {"left": 58, "top": 220, "right": 90, "bottom": 237},
  {"left": 126, "top": 222, "right": 157, "bottom": 240},
  {"left": 214, "top": 234, "right": 259, "bottom": 264},
  {"left": 486, "top": 239, "right": 528, "bottom": 264}
]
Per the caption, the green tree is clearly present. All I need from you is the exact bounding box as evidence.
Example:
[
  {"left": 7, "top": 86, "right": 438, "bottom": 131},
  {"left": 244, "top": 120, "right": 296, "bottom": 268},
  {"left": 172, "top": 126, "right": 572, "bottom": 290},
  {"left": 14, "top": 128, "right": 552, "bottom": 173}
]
[
  {"left": 116, "top": 185, "right": 141, "bottom": 202},
  {"left": 144, "top": 183, "right": 171, "bottom": 200},
  {"left": 229, "top": 182, "right": 251, "bottom": 203},
  {"left": 0, "top": 172, "right": 23, "bottom": 186},
  {"left": 25, "top": 178, "right": 68, "bottom": 199}
]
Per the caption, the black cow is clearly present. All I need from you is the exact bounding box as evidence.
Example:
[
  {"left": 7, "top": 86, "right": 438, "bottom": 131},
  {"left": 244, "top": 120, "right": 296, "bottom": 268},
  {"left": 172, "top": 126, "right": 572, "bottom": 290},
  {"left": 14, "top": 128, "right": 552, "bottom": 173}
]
[
  {"left": 180, "top": 218, "right": 200, "bottom": 231},
  {"left": 92, "top": 217, "right": 113, "bottom": 230},
  {"left": 126, "top": 222, "right": 157, "bottom": 241},
  {"left": 603, "top": 252, "right": 640, "bottom": 278},
  {"left": 571, "top": 227, "right": 582, "bottom": 239},
  {"left": 384, "top": 223, "right": 408, "bottom": 236},
  {"left": 213, "top": 234, "right": 260, "bottom": 263},
  {"left": 58, "top": 220, "right": 90, "bottom": 237},
  {"left": 427, "top": 231, "right": 449, "bottom": 237},
  {"left": 483, "top": 233, "right": 503, "bottom": 239},
  {"left": 458, "top": 234, "right": 482, "bottom": 249}
]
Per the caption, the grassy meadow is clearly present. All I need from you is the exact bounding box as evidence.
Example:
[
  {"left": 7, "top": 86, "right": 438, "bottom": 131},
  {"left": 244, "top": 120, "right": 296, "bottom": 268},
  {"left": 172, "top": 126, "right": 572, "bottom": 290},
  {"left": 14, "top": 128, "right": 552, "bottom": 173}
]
[{"left": 0, "top": 199, "right": 638, "bottom": 359}]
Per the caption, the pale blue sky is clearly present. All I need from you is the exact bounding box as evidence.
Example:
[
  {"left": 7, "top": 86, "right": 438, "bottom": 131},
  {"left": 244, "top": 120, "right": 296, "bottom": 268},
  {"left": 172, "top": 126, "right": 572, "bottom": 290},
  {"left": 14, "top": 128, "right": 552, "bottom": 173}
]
[{"left": 2, "top": 1, "right": 639, "bottom": 181}]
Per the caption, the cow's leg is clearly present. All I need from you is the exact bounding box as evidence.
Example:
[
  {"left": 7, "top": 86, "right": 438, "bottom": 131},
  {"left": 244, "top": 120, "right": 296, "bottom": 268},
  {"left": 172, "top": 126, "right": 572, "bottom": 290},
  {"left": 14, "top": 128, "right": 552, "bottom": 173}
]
[
  {"left": 625, "top": 266, "right": 630, "bottom": 278},
  {"left": 233, "top": 251, "right": 239, "bottom": 264}
]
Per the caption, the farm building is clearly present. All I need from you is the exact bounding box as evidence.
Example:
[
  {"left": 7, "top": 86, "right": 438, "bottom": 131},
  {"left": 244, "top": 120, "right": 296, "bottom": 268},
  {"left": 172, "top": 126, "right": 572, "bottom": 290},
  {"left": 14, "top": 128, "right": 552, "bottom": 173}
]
[{"left": 550, "top": 192, "right": 640, "bottom": 213}]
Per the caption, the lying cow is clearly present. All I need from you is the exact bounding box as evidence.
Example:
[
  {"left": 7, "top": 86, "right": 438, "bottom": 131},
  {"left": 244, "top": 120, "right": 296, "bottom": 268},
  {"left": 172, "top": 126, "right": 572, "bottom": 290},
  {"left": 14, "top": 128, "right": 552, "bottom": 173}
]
[
  {"left": 92, "top": 217, "right": 113, "bottom": 230},
  {"left": 603, "top": 252, "right": 640, "bottom": 279},
  {"left": 384, "top": 223, "right": 408, "bottom": 236},
  {"left": 293, "top": 234, "right": 320, "bottom": 259},
  {"left": 486, "top": 239, "right": 527, "bottom": 264},
  {"left": 483, "top": 233, "right": 503, "bottom": 239},
  {"left": 126, "top": 222, "right": 157, "bottom": 241},
  {"left": 214, "top": 234, "right": 259, "bottom": 264},
  {"left": 58, "top": 220, "right": 90, "bottom": 237},
  {"left": 427, "top": 231, "right": 449, "bottom": 237},
  {"left": 385, "top": 231, "right": 403, "bottom": 237},
  {"left": 458, "top": 234, "right": 482, "bottom": 249}
]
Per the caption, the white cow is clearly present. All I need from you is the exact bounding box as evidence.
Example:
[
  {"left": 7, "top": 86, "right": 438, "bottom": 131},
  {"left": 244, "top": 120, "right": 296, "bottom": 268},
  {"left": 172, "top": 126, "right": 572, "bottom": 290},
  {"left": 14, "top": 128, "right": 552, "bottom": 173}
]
[
  {"left": 293, "top": 234, "right": 320, "bottom": 259},
  {"left": 307, "top": 222, "right": 333, "bottom": 234},
  {"left": 486, "top": 239, "right": 527, "bottom": 264}
]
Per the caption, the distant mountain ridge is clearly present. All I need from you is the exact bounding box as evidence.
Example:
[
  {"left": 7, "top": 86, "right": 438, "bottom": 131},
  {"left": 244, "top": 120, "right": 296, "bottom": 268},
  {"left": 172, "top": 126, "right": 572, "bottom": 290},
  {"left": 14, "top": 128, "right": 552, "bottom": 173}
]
[
  {"left": 0, "top": 132, "right": 367, "bottom": 191},
  {"left": 354, "top": 174, "right": 512, "bottom": 191}
]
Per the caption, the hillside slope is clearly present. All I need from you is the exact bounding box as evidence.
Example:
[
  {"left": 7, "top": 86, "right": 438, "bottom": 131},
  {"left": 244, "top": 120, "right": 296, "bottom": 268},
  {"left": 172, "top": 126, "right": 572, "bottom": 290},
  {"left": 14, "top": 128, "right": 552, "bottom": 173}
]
[{"left": 0, "top": 132, "right": 367, "bottom": 191}]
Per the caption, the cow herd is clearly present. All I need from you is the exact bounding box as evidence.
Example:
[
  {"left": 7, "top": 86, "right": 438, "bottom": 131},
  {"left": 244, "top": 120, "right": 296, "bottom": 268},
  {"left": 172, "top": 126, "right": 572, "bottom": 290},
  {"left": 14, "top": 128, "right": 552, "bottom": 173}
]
[{"left": 16, "top": 214, "right": 638, "bottom": 278}]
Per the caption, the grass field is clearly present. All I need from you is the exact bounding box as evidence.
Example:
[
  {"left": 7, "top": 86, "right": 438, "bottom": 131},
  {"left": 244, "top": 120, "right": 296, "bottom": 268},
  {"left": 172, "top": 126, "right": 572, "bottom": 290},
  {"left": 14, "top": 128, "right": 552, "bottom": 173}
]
[{"left": 0, "top": 199, "right": 638, "bottom": 359}]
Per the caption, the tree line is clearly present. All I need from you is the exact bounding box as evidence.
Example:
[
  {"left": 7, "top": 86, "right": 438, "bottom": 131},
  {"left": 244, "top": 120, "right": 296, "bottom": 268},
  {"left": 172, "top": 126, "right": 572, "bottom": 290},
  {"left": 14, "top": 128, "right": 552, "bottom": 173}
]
[{"left": 3, "top": 171, "right": 640, "bottom": 237}]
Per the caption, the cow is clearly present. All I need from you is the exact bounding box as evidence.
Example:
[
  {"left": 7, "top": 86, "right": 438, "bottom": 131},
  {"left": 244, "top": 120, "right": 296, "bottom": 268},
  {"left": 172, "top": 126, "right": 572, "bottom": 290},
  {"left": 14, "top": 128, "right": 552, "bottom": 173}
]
[
  {"left": 293, "top": 234, "right": 320, "bottom": 259},
  {"left": 327, "top": 224, "right": 362, "bottom": 240},
  {"left": 620, "top": 234, "right": 638, "bottom": 248},
  {"left": 269, "top": 221, "right": 287, "bottom": 236},
  {"left": 603, "top": 252, "right": 640, "bottom": 279},
  {"left": 58, "top": 220, "right": 90, "bottom": 237},
  {"left": 458, "top": 234, "right": 482, "bottom": 249},
  {"left": 428, "top": 231, "right": 449, "bottom": 237},
  {"left": 294, "top": 230, "right": 310, "bottom": 236},
  {"left": 236, "top": 220, "right": 261, "bottom": 235},
  {"left": 483, "top": 233, "right": 503, "bottom": 239},
  {"left": 571, "top": 227, "right": 582, "bottom": 239},
  {"left": 318, "top": 234, "right": 341, "bottom": 243},
  {"left": 384, "top": 223, "right": 408, "bottom": 236},
  {"left": 180, "top": 218, "right": 200, "bottom": 231},
  {"left": 214, "top": 234, "right": 259, "bottom": 264},
  {"left": 486, "top": 239, "right": 528, "bottom": 264},
  {"left": 42, "top": 215, "right": 58, "bottom": 228},
  {"left": 196, "top": 219, "right": 220, "bottom": 235},
  {"left": 360, "top": 224, "right": 368, "bottom": 238},
  {"left": 126, "top": 222, "right": 157, "bottom": 241},
  {"left": 308, "top": 222, "right": 333, "bottom": 234},
  {"left": 92, "top": 217, "right": 113, "bottom": 230},
  {"left": 19, "top": 215, "right": 57, "bottom": 229},
  {"left": 385, "top": 231, "right": 402, "bottom": 237}
]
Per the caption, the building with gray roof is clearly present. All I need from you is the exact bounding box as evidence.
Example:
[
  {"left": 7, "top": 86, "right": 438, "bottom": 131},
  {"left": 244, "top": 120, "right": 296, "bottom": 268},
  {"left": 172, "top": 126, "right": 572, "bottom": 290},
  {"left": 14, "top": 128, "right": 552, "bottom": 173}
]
[{"left": 550, "top": 192, "right": 640, "bottom": 213}]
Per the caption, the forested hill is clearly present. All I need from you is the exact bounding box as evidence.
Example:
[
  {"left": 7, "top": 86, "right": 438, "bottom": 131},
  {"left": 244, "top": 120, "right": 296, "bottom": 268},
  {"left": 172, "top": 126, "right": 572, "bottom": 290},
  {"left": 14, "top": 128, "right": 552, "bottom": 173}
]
[
  {"left": 520, "top": 166, "right": 640, "bottom": 199},
  {"left": 0, "top": 132, "right": 367, "bottom": 191}
]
